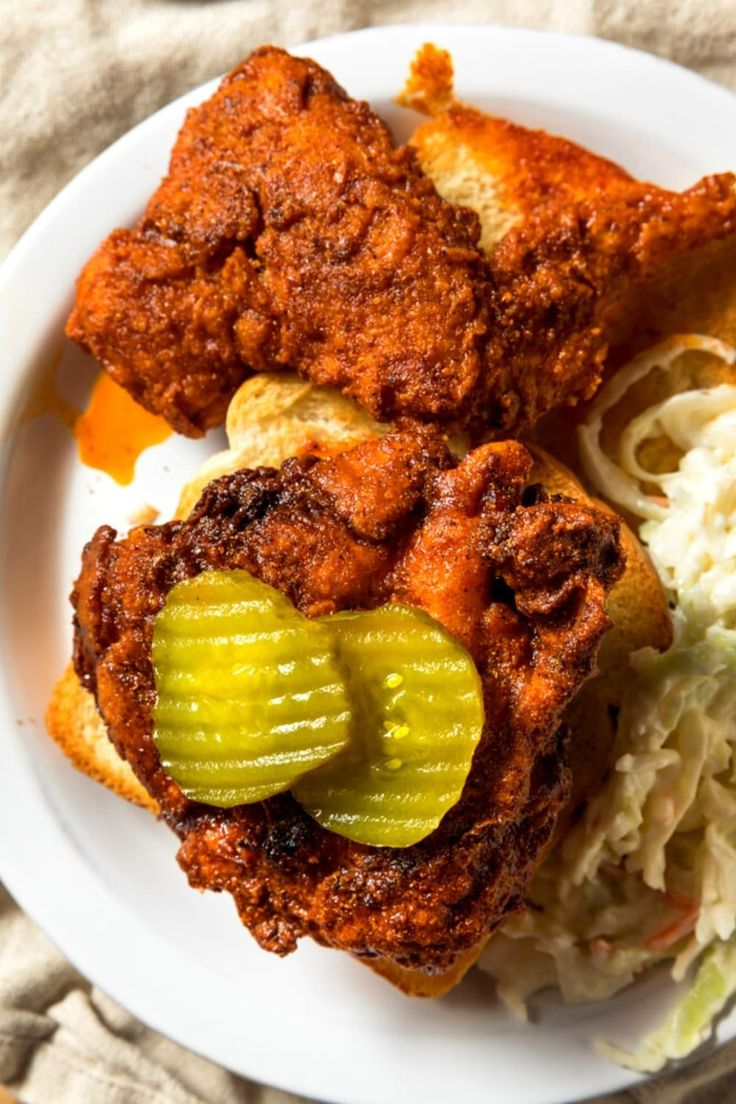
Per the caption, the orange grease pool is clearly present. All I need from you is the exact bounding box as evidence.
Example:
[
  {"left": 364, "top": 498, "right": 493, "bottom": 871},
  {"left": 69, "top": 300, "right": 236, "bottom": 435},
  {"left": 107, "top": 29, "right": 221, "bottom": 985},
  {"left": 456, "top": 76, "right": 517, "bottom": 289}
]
[{"left": 74, "top": 373, "right": 171, "bottom": 484}]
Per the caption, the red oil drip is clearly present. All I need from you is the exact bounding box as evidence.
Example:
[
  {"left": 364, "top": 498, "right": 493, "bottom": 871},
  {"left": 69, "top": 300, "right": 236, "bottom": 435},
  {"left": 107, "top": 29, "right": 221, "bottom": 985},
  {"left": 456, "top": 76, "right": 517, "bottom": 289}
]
[{"left": 74, "top": 373, "right": 171, "bottom": 484}]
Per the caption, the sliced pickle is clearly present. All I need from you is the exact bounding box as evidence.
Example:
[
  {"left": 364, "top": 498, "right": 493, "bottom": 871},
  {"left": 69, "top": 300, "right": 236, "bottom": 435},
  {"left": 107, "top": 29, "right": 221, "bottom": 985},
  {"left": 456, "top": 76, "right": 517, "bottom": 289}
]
[
  {"left": 293, "top": 605, "right": 484, "bottom": 847},
  {"left": 152, "top": 570, "right": 352, "bottom": 805}
]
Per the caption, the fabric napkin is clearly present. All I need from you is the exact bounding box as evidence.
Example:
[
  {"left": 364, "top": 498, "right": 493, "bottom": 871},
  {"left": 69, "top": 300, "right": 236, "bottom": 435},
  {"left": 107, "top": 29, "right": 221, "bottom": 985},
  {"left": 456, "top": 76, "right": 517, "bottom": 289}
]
[{"left": 2, "top": 2, "right": 736, "bottom": 1102}]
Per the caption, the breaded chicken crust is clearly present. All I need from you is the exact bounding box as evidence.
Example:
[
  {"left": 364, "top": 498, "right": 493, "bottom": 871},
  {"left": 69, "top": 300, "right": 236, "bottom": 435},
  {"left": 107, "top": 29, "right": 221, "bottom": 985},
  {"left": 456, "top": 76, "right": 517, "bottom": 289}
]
[
  {"left": 67, "top": 47, "right": 736, "bottom": 438},
  {"left": 72, "top": 426, "right": 623, "bottom": 970}
]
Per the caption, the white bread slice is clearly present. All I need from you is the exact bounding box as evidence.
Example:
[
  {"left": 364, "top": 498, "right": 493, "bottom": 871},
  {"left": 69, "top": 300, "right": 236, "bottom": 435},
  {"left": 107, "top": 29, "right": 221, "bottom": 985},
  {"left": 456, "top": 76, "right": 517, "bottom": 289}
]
[
  {"left": 399, "top": 44, "right": 638, "bottom": 257},
  {"left": 175, "top": 374, "right": 385, "bottom": 520}
]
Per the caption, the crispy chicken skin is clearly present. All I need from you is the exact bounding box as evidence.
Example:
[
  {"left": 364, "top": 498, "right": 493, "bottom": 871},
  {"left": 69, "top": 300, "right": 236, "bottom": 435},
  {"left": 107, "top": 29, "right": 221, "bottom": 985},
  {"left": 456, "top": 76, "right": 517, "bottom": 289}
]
[
  {"left": 66, "top": 47, "right": 736, "bottom": 438},
  {"left": 72, "top": 426, "right": 623, "bottom": 970}
]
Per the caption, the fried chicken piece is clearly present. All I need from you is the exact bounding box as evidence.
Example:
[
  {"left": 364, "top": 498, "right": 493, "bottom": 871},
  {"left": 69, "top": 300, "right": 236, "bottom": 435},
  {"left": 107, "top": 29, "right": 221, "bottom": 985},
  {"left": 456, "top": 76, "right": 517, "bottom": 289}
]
[
  {"left": 72, "top": 426, "right": 623, "bottom": 970},
  {"left": 66, "top": 47, "right": 736, "bottom": 439},
  {"left": 67, "top": 47, "right": 486, "bottom": 436},
  {"left": 402, "top": 43, "right": 661, "bottom": 255},
  {"left": 403, "top": 44, "right": 736, "bottom": 431}
]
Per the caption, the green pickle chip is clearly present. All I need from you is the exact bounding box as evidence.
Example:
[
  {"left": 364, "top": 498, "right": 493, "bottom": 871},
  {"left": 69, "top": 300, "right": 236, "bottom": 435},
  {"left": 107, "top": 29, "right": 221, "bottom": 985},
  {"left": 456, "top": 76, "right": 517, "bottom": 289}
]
[
  {"left": 293, "top": 605, "right": 485, "bottom": 847},
  {"left": 152, "top": 570, "right": 352, "bottom": 805},
  {"left": 153, "top": 573, "right": 484, "bottom": 845}
]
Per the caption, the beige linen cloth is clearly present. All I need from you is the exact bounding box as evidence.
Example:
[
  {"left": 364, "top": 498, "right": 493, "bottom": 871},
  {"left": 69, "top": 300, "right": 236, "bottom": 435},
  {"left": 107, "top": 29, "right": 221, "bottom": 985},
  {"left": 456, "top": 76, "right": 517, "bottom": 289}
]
[{"left": 3, "top": 1, "right": 736, "bottom": 1102}]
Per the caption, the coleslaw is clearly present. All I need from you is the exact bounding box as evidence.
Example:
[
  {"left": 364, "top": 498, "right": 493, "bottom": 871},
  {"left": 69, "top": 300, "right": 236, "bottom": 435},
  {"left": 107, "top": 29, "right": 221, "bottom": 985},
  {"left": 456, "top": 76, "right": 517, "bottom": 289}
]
[{"left": 479, "top": 335, "right": 736, "bottom": 1072}]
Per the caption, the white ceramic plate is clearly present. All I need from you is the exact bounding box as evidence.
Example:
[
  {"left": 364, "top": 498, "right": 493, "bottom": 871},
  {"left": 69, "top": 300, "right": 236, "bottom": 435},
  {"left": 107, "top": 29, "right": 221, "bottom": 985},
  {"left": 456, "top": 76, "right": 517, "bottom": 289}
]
[{"left": 1, "top": 22, "right": 735, "bottom": 1104}]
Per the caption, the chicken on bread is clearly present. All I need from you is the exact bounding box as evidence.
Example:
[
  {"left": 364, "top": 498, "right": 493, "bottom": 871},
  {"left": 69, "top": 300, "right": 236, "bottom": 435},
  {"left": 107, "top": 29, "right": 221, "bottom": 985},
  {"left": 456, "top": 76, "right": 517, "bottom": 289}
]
[{"left": 47, "top": 375, "right": 670, "bottom": 997}]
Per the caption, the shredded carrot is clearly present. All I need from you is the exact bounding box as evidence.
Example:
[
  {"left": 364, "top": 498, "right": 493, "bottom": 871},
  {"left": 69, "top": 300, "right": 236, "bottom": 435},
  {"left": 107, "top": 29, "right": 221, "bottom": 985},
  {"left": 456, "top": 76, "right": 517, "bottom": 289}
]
[{"left": 646, "top": 904, "right": 700, "bottom": 952}]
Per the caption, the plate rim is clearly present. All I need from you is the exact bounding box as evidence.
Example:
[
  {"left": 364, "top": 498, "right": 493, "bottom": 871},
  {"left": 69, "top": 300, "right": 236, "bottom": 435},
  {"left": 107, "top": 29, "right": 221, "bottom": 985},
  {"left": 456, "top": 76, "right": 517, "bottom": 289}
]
[{"left": 1, "top": 21, "right": 736, "bottom": 1104}]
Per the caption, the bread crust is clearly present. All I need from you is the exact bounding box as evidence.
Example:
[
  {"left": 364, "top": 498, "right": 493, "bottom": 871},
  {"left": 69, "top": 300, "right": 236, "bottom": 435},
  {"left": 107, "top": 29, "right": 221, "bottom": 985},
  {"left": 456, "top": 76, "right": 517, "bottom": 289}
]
[
  {"left": 45, "top": 664, "right": 159, "bottom": 815},
  {"left": 361, "top": 942, "right": 488, "bottom": 997}
]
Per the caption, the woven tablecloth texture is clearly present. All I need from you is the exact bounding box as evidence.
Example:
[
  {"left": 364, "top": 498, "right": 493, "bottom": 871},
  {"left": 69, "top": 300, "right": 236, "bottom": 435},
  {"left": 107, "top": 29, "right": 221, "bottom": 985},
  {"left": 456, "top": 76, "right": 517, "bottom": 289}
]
[{"left": 3, "top": 2, "right": 736, "bottom": 1102}]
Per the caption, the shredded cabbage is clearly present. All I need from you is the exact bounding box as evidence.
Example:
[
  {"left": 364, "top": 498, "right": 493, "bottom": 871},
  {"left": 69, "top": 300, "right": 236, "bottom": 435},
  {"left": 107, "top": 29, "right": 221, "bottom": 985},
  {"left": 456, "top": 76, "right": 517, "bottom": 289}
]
[
  {"left": 597, "top": 939, "right": 736, "bottom": 1072},
  {"left": 480, "top": 334, "right": 736, "bottom": 1070}
]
